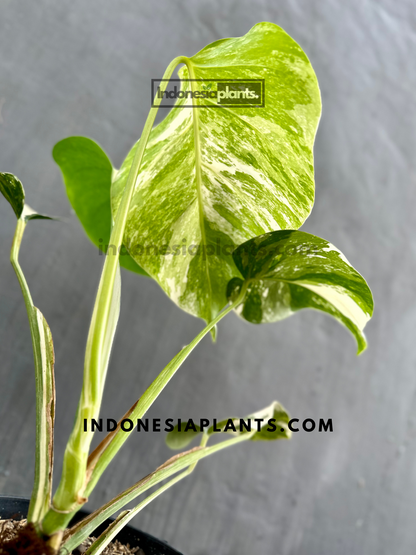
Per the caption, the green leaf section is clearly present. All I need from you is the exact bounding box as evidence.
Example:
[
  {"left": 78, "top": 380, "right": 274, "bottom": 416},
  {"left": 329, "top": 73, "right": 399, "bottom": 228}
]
[
  {"left": 227, "top": 230, "right": 373, "bottom": 353},
  {"left": 112, "top": 22, "right": 321, "bottom": 326},
  {"left": 52, "top": 137, "right": 148, "bottom": 277},
  {"left": 166, "top": 400, "right": 291, "bottom": 449}
]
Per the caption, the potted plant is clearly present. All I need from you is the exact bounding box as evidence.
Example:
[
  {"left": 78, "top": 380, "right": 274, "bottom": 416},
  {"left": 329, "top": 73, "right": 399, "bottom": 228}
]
[{"left": 0, "top": 22, "right": 373, "bottom": 554}]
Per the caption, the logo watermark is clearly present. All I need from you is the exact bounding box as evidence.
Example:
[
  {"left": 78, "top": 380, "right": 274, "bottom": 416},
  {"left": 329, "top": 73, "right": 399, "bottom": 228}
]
[
  {"left": 98, "top": 238, "right": 321, "bottom": 258},
  {"left": 152, "top": 78, "right": 265, "bottom": 108},
  {"left": 84, "top": 417, "right": 334, "bottom": 433}
]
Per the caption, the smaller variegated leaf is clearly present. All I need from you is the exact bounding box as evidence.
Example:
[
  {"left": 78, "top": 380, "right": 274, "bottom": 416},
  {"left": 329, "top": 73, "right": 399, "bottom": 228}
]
[
  {"left": 0, "top": 172, "right": 55, "bottom": 221},
  {"left": 166, "top": 401, "right": 291, "bottom": 450},
  {"left": 0, "top": 172, "right": 25, "bottom": 218},
  {"left": 227, "top": 230, "right": 373, "bottom": 354}
]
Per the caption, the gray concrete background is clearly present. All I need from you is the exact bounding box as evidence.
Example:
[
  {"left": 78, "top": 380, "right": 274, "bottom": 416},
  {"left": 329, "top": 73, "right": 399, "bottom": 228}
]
[{"left": 0, "top": 1, "right": 415, "bottom": 554}]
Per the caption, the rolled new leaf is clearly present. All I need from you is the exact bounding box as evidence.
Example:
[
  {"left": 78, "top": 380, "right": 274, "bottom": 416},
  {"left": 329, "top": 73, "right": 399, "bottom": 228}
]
[
  {"left": 52, "top": 137, "right": 148, "bottom": 276},
  {"left": 0, "top": 172, "right": 25, "bottom": 218},
  {"left": 227, "top": 230, "right": 373, "bottom": 354},
  {"left": 166, "top": 400, "right": 291, "bottom": 450},
  {"left": 0, "top": 172, "right": 53, "bottom": 221}
]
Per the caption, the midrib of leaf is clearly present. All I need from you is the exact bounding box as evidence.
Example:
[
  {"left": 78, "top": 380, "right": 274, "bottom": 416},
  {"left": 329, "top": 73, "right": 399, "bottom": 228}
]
[{"left": 185, "top": 58, "right": 214, "bottom": 320}]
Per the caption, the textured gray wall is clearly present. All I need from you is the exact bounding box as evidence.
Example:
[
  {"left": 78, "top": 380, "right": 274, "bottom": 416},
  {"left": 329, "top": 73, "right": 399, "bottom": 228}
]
[{"left": 0, "top": 1, "right": 415, "bottom": 554}]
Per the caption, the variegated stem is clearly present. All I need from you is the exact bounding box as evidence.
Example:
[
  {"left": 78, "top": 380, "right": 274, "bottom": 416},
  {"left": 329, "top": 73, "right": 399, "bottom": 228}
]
[
  {"left": 63, "top": 434, "right": 252, "bottom": 552},
  {"left": 85, "top": 435, "right": 209, "bottom": 555},
  {"left": 84, "top": 282, "right": 248, "bottom": 496},
  {"left": 41, "top": 55, "right": 189, "bottom": 537},
  {"left": 85, "top": 473, "right": 188, "bottom": 555},
  {"left": 10, "top": 218, "right": 55, "bottom": 524}
]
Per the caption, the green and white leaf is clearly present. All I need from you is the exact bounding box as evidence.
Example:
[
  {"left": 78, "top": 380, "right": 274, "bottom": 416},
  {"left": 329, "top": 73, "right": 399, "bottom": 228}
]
[
  {"left": 53, "top": 137, "right": 148, "bottom": 276},
  {"left": 0, "top": 172, "right": 25, "bottom": 218},
  {"left": 112, "top": 22, "right": 321, "bottom": 325},
  {"left": 166, "top": 400, "right": 291, "bottom": 450},
  {"left": 227, "top": 230, "right": 373, "bottom": 353},
  {"left": 0, "top": 172, "right": 53, "bottom": 221}
]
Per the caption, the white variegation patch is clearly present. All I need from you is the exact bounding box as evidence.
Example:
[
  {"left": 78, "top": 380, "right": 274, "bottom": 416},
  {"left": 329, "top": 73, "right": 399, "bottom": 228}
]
[
  {"left": 230, "top": 230, "right": 373, "bottom": 353},
  {"left": 297, "top": 282, "right": 371, "bottom": 331}
]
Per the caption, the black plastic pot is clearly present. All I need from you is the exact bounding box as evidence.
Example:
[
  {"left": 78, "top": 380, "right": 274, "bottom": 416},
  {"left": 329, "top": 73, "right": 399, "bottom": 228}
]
[{"left": 0, "top": 496, "right": 183, "bottom": 555}]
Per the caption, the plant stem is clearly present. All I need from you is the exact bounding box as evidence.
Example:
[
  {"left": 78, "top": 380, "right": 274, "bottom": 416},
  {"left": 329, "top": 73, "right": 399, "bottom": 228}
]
[
  {"left": 10, "top": 218, "right": 55, "bottom": 524},
  {"left": 63, "top": 433, "right": 251, "bottom": 552},
  {"left": 85, "top": 435, "right": 209, "bottom": 555},
  {"left": 54, "top": 284, "right": 248, "bottom": 549},
  {"left": 41, "top": 55, "right": 190, "bottom": 537},
  {"left": 85, "top": 473, "right": 189, "bottom": 555},
  {"left": 10, "top": 218, "right": 32, "bottom": 310},
  {"left": 85, "top": 283, "right": 247, "bottom": 496}
]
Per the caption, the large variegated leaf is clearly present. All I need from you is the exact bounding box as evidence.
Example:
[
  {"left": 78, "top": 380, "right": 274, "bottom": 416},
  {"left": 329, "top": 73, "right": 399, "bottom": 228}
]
[
  {"left": 227, "top": 230, "right": 373, "bottom": 353},
  {"left": 112, "top": 22, "right": 321, "bottom": 325}
]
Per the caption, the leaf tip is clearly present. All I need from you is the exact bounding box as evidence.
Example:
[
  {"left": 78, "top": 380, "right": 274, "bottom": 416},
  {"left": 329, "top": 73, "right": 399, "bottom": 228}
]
[{"left": 0, "top": 172, "right": 25, "bottom": 219}]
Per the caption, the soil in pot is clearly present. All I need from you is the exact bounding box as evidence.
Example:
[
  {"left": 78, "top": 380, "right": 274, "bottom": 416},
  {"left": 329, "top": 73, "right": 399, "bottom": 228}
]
[
  {"left": 0, "top": 498, "right": 183, "bottom": 555},
  {"left": 0, "top": 519, "right": 144, "bottom": 555}
]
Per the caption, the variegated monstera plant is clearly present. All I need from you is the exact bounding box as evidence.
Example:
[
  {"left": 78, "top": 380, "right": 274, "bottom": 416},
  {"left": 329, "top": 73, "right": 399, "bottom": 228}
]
[{"left": 0, "top": 22, "right": 372, "bottom": 554}]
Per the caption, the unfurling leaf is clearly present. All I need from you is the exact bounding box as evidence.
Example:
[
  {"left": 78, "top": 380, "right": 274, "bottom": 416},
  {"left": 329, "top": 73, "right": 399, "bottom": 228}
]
[
  {"left": 112, "top": 22, "right": 321, "bottom": 325},
  {"left": 0, "top": 172, "right": 55, "bottom": 221},
  {"left": 52, "top": 137, "right": 148, "bottom": 276},
  {"left": 227, "top": 230, "right": 373, "bottom": 353},
  {"left": 0, "top": 172, "right": 25, "bottom": 218},
  {"left": 166, "top": 401, "right": 291, "bottom": 450},
  {"left": 165, "top": 422, "right": 202, "bottom": 450}
]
